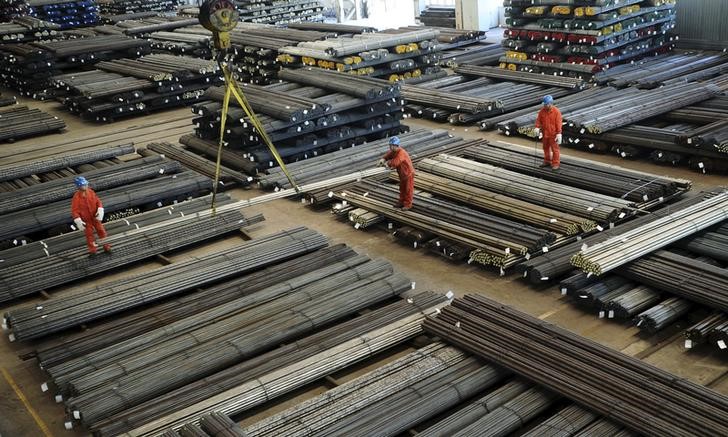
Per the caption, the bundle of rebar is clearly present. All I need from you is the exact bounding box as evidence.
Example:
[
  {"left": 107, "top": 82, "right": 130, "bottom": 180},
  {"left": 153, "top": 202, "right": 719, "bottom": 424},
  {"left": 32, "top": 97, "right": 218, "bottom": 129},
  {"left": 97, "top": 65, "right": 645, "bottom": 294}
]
[
  {"left": 462, "top": 141, "right": 683, "bottom": 202},
  {"left": 0, "top": 155, "right": 179, "bottom": 215},
  {"left": 278, "top": 29, "right": 442, "bottom": 82},
  {"left": 0, "top": 170, "right": 211, "bottom": 242},
  {"left": 676, "top": 222, "right": 728, "bottom": 262},
  {"left": 0, "top": 0, "right": 29, "bottom": 21},
  {"left": 0, "top": 207, "right": 263, "bottom": 303},
  {"left": 501, "top": 1, "right": 678, "bottom": 78},
  {"left": 417, "top": 154, "right": 632, "bottom": 223},
  {"left": 571, "top": 192, "right": 728, "bottom": 275},
  {"left": 0, "top": 16, "right": 59, "bottom": 42},
  {"left": 520, "top": 404, "right": 599, "bottom": 437},
  {"left": 62, "top": 258, "right": 412, "bottom": 426},
  {"left": 235, "top": 0, "right": 324, "bottom": 25},
  {"left": 634, "top": 297, "right": 693, "bottom": 333},
  {"left": 440, "top": 41, "right": 504, "bottom": 67},
  {"left": 144, "top": 143, "right": 251, "bottom": 185},
  {"left": 241, "top": 343, "right": 509, "bottom": 436},
  {"left": 0, "top": 104, "right": 65, "bottom": 142},
  {"left": 684, "top": 312, "right": 728, "bottom": 350},
  {"left": 98, "top": 0, "right": 178, "bottom": 14},
  {"left": 424, "top": 294, "right": 728, "bottom": 436},
  {"left": 456, "top": 64, "right": 586, "bottom": 89},
  {"left": 410, "top": 171, "right": 592, "bottom": 235},
  {"left": 0, "top": 144, "right": 134, "bottom": 183},
  {"left": 518, "top": 191, "right": 716, "bottom": 284},
  {"left": 90, "top": 292, "right": 447, "bottom": 435},
  {"left": 28, "top": 0, "right": 100, "bottom": 29},
  {"left": 616, "top": 249, "right": 728, "bottom": 313},
  {"left": 3, "top": 227, "right": 328, "bottom": 341},
  {"left": 598, "top": 52, "right": 728, "bottom": 89}
]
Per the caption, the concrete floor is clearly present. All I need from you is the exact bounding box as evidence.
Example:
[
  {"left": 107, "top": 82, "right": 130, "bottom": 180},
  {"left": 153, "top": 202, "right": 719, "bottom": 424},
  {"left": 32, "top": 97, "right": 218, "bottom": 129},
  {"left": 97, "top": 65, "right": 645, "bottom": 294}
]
[{"left": 0, "top": 90, "right": 727, "bottom": 436}]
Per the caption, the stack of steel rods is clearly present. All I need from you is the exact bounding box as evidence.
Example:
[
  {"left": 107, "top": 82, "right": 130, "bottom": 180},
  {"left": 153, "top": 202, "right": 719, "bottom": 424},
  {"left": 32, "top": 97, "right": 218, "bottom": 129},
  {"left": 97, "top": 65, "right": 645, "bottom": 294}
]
[
  {"left": 0, "top": 171, "right": 211, "bottom": 242},
  {"left": 235, "top": 0, "right": 324, "bottom": 25},
  {"left": 179, "top": 134, "right": 258, "bottom": 176},
  {"left": 574, "top": 419, "right": 637, "bottom": 437},
  {"left": 410, "top": 171, "right": 593, "bottom": 235},
  {"left": 99, "top": 0, "right": 179, "bottom": 14},
  {"left": 33, "top": 244, "right": 356, "bottom": 369},
  {"left": 616, "top": 249, "right": 728, "bottom": 313},
  {"left": 675, "top": 222, "right": 728, "bottom": 262},
  {"left": 28, "top": 0, "right": 99, "bottom": 29},
  {"left": 0, "top": 194, "right": 233, "bottom": 269},
  {"left": 685, "top": 312, "right": 728, "bottom": 350},
  {"left": 0, "top": 104, "right": 65, "bottom": 142},
  {"left": 240, "top": 343, "right": 508, "bottom": 437},
  {"left": 3, "top": 227, "right": 329, "bottom": 341},
  {"left": 62, "top": 259, "right": 412, "bottom": 427},
  {"left": 455, "top": 64, "right": 586, "bottom": 89},
  {"left": 463, "top": 141, "right": 684, "bottom": 202},
  {"left": 0, "top": 16, "right": 59, "bottom": 42},
  {"left": 349, "top": 179, "right": 557, "bottom": 253},
  {"left": 571, "top": 192, "right": 728, "bottom": 275},
  {"left": 0, "top": 209, "right": 263, "bottom": 303},
  {"left": 518, "top": 191, "right": 718, "bottom": 284},
  {"left": 0, "top": 144, "right": 134, "bottom": 184},
  {"left": 424, "top": 295, "right": 728, "bottom": 436},
  {"left": 90, "top": 292, "right": 447, "bottom": 436},
  {"left": 0, "top": 156, "right": 180, "bottom": 214},
  {"left": 520, "top": 404, "right": 599, "bottom": 437},
  {"left": 440, "top": 41, "right": 504, "bottom": 67},
  {"left": 417, "top": 154, "right": 632, "bottom": 223},
  {"left": 143, "top": 143, "right": 252, "bottom": 185},
  {"left": 401, "top": 83, "right": 503, "bottom": 114},
  {"left": 634, "top": 297, "right": 693, "bottom": 333}
]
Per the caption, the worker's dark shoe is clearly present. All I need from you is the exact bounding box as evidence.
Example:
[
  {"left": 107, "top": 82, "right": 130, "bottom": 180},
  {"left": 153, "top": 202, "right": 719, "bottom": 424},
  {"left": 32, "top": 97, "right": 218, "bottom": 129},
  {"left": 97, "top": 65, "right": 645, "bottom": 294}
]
[
  {"left": 551, "top": 166, "right": 561, "bottom": 172},
  {"left": 103, "top": 244, "right": 112, "bottom": 253},
  {"left": 539, "top": 162, "right": 551, "bottom": 168},
  {"left": 88, "top": 250, "right": 97, "bottom": 258},
  {"left": 392, "top": 202, "right": 404, "bottom": 209},
  {"left": 401, "top": 206, "right": 412, "bottom": 211}
]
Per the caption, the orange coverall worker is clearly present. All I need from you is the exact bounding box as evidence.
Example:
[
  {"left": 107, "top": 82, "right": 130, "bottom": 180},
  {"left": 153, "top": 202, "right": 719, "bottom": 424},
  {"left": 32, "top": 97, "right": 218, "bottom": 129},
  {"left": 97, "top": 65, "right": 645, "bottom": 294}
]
[
  {"left": 535, "top": 105, "right": 563, "bottom": 168},
  {"left": 71, "top": 187, "right": 109, "bottom": 254},
  {"left": 383, "top": 147, "right": 415, "bottom": 209}
]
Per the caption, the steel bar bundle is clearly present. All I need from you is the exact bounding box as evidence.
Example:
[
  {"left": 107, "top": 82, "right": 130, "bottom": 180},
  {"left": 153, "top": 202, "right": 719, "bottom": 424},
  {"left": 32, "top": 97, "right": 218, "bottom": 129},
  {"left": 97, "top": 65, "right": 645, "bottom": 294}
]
[
  {"left": 241, "top": 343, "right": 508, "bottom": 437},
  {"left": 235, "top": 0, "right": 324, "bottom": 25},
  {"left": 28, "top": 0, "right": 100, "bottom": 29},
  {"left": 98, "top": 0, "right": 179, "bottom": 14},
  {"left": 0, "top": 104, "right": 65, "bottom": 142},
  {"left": 91, "top": 292, "right": 447, "bottom": 436},
  {"left": 179, "top": 134, "right": 258, "bottom": 176},
  {"left": 418, "top": 380, "right": 532, "bottom": 436},
  {"left": 278, "top": 30, "right": 442, "bottom": 81},
  {"left": 440, "top": 41, "right": 504, "bottom": 67},
  {"left": 0, "top": 16, "right": 59, "bottom": 42},
  {"left": 144, "top": 143, "right": 252, "bottom": 185},
  {"left": 418, "top": 7, "right": 456, "bottom": 28},
  {"left": 684, "top": 312, "right": 727, "bottom": 350},
  {"left": 33, "top": 244, "right": 355, "bottom": 369},
  {"left": 401, "top": 83, "right": 503, "bottom": 114},
  {"left": 574, "top": 418, "right": 636, "bottom": 437},
  {"left": 410, "top": 172, "right": 591, "bottom": 235},
  {"left": 462, "top": 141, "right": 683, "bottom": 202},
  {"left": 0, "top": 144, "right": 133, "bottom": 183},
  {"left": 456, "top": 64, "right": 586, "bottom": 89},
  {"left": 0, "top": 194, "right": 232, "bottom": 269},
  {"left": 0, "top": 208, "right": 263, "bottom": 303},
  {"left": 634, "top": 297, "right": 693, "bottom": 333},
  {"left": 3, "top": 227, "right": 328, "bottom": 341},
  {"left": 54, "top": 54, "right": 222, "bottom": 121},
  {"left": 0, "top": 155, "right": 180, "bottom": 215},
  {"left": 0, "top": 170, "right": 211, "bottom": 242},
  {"left": 676, "top": 222, "right": 728, "bottom": 262},
  {"left": 520, "top": 404, "right": 599, "bottom": 437},
  {"left": 0, "top": 0, "right": 29, "bottom": 20},
  {"left": 417, "top": 154, "right": 632, "bottom": 223},
  {"left": 286, "top": 22, "right": 376, "bottom": 34},
  {"left": 61, "top": 260, "right": 412, "bottom": 426},
  {"left": 501, "top": 1, "right": 678, "bottom": 79},
  {"left": 571, "top": 192, "right": 728, "bottom": 275},
  {"left": 519, "top": 190, "right": 718, "bottom": 283},
  {"left": 616, "top": 249, "right": 728, "bottom": 313},
  {"left": 423, "top": 294, "right": 728, "bottom": 437},
  {"left": 263, "top": 129, "right": 476, "bottom": 192}
]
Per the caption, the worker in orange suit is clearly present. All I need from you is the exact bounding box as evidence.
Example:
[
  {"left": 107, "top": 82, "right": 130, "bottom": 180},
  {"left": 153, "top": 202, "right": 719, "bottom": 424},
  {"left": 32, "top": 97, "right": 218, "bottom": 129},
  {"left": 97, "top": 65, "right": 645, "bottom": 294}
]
[
  {"left": 378, "top": 136, "right": 415, "bottom": 211},
  {"left": 71, "top": 176, "right": 111, "bottom": 255},
  {"left": 533, "top": 95, "right": 563, "bottom": 171}
]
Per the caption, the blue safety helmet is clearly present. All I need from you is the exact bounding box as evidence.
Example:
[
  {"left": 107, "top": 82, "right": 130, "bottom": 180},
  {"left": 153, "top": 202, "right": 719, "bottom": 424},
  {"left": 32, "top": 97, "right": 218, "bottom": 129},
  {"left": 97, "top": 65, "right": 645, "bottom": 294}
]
[
  {"left": 389, "top": 136, "right": 400, "bottom": 146},
  {"left": 542, "top": 95, "right": 554, "bottom": 105},
  {"left": 74, "top": 176, "right": 89, "bottom": 187}
]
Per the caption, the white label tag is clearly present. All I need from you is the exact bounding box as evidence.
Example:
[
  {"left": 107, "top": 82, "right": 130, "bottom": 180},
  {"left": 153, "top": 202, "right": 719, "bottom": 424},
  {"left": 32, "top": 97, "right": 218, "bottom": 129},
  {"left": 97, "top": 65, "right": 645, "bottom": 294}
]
[
  {"left": 598, "top": 311, "right": 605, "bottom": 319},
  {"left": 41, "top": 382, "right": 48, "bottom": 392},
  {"left": 608, "top": 310, "right": 614, "bottom": 318},
  {"left": 541, "top": 276, "right": 549, "bottom": 281},
  {"left": 718, "top": 340, "right": 726, "bottom": 350},
  {"left": 354, "top": 223, "right": 361, "bottom": 229},
  {"left": 684, "top": 339, "right": 692, "bottom": 349},
  {"left": 411, "top": 282, "right": 416, "bottom": 289},
  {"left": 542, "top": 246, "right": 548, "bottom": 253}
]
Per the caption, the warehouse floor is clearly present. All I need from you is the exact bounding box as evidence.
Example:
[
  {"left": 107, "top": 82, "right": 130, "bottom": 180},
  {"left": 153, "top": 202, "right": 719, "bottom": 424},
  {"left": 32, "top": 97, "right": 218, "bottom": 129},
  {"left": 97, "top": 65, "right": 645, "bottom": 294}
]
[{"left": 1, "top": 93, "right": 727, "bottom": 436}]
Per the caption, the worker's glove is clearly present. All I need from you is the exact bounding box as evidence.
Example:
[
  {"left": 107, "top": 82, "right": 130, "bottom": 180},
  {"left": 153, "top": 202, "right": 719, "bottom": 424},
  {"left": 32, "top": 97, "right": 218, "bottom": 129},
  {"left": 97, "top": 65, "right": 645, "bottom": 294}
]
[
  {"left": 377, "top": 158, "right": 386, "bottom": 167},
  {"left": 73, "top": 218, "right": 86, "bottom": 231},
  {"left": 556, "top": 133, "right": 562, "bottom": 145},
  {"left": 533, "top": 127, "right": 540, "bottom": 138},
  {"left": 96, "top": 207, "right": 104, "bottom": 222}
]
